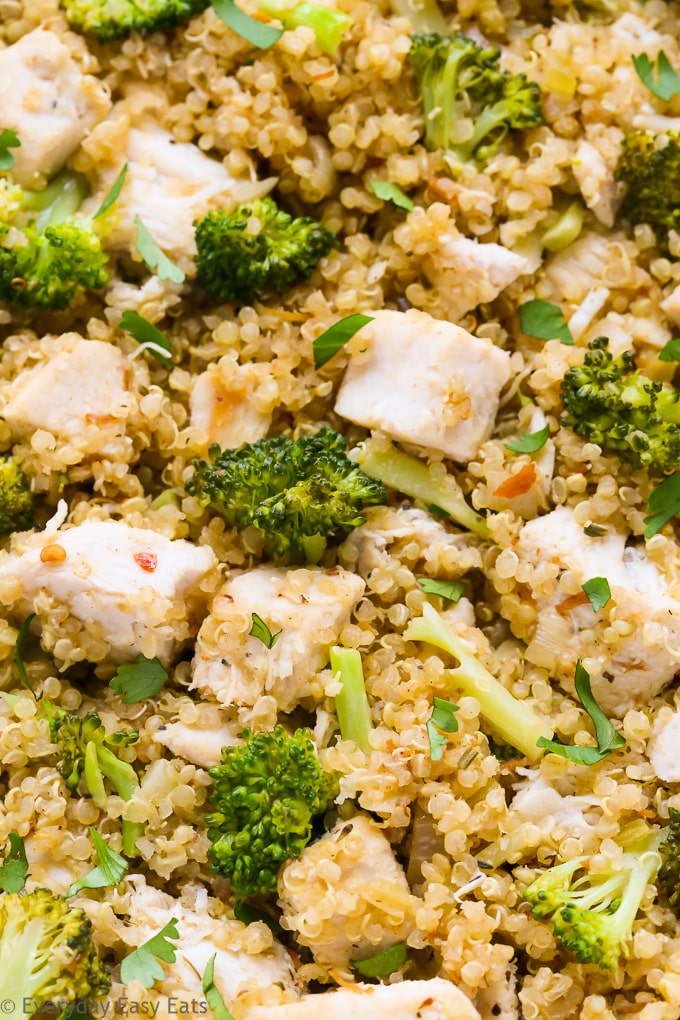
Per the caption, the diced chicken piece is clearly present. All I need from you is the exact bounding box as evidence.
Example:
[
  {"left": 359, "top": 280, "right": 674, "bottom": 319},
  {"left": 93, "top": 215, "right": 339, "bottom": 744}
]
[
  {"left": 335, "top": 310, "right": 511, "bottom": 463},
  {"left": 476, "top": 965, "right": 518, "bottom": 1020},
  {"left": 662, "top": 284, "right": 680, "bottom": 329},
  {"left": 190, "top": 361, "right": 273, "bottom": 450},
  {"left": 2, "top": 336, "right": 135, "bottom": 459},
  {"left": 249, "top": 979, "right": 481, "bottom": 1020},
  {"left": 424, "top": 233, "right": 528, "bottom": 321},
  {"left": 340, "top": 505, "right": 481, "bottom": 591},
  {"left": 192, "top": 566, "right": 364, "bottom": 712},
  {"left": 0, "top": 520, "right": 217, "bottom": 666},
  {"left": 0, "top": 28, "right": 111, "bottom": 187},
  {"left": 153, "top": 718, "right": 239, "bottom": 768},
  {"left": 83, "top": 112, "right": 276, "bottom": 262},
  {"left": 572, "top": 140, "right": 620, "bottom": 228},
  {"left": 107, "top": 875, "right": 298, "bottom": 1008},
  {"left": 648, "top": 710, "right": 680, "bottom": 782},
  {"left": 511, "top": 773, "right": 601, "bottom": 838},
  {"left": 508, "top": 506, "right": 680, "bottom": 713},
  {"left": 278, "top": 815, "right": 416, "bottom": 966},
  {"left": 23, "top": 833, "right": 80, "bottom": 895},
  {"left": 543, "top": 231, "right": 647, "bottom": 306}
]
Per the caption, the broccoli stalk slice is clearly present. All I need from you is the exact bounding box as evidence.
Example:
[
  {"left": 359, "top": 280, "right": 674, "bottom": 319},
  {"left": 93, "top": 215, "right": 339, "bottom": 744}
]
[
  {"left": 0, "top": 888, "right": 110, "bottom": 1010},
  {"left": 354, "top": 437, "right": 489, "bottom": 538},
  {"left": 258, "top": 0, "right": 352, "bottom": 53},
  {"left": 330, "top": 646, "right": 373, "bottom": 754},
  {"left": 91, "top": 745, "right": 143, "bottom": 857},
  {"left": 524, "top": 833, "right": 662, "bottom": 969},
  {"left": 22, "top": 171, "right": 89, "bottom": 228},
  {"left": 47, "top": 706, "right": 142, "bottom": 857},
  {"left": 389, "top": 0, "right": 447, "bottom": 32},
  {"left": 404, "top": 603, "right": 554, "bottom": 761},
  {"left": 541, "top": 201, "right": 585, "bottom": 253}
]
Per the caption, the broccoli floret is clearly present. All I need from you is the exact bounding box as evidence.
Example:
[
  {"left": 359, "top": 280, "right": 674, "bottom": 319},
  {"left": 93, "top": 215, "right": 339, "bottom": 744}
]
[
  {"left": 206, "top": 726, "right": 339, "bottom": 897},
  {"left": 186, "top": 427, "right": 385, "bottom": 562},
  {"left": 524, "top": 829, "right": 662, "bottom": 969},
  {"left": 330, "top": 646, "right": 373, "bottom": 754},
  {"left": 615, "top": 131, "right": 680, "bottom": 253},
  {"left": 0, "top": 457, "right": 33, "bottom": 536},
  {"left": 0, "top": 170, "right": 109, "bottom": 312},
  {"left": 63, "top": 0, "right": 208, "bottom": 40},
  {"left": 46, "top": 705, "right": 142, "bottom": 857},
  {"left": 408, "top": 32, "right": 543, "bottom": 164},
  {"left": 0, "top": 888, "right": 110, "bottom": 1013},
  {"left": 355, "top": 435, "right": 489, "bottom": 537},
  {"left": 657, "top": 808, "right": 680, "bottom": 913},
  {"left": 404, "top": 602, "right": 554, "bottom": 761},
  {"left": 194, "top": 197, "right": 338, "bottom": 303},
  {"left": 561, "top": 337, "right": 680, "bottom": 473}
]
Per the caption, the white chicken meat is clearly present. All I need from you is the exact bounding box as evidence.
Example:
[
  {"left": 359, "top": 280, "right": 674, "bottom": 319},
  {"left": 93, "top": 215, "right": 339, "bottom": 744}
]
[
  {"left": 192, "top": 565, "right": 364, "bottom": 712},
  {"left": 249, "top": 979, "right": 481, "bottom": 1020},
  {"left": 0, "top": 28, "right": 111, "bottom": 187},
  {"left": 0, "top": 519, "right": 217, "bottom": 666},
  {"left": 335, "top": 309, "right": 511, "bottom": 463}
]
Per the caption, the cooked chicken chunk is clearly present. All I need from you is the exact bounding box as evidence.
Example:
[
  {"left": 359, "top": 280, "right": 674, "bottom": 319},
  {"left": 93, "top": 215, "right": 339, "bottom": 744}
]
[
  {"left": 83, "top": 110, "right": 276, "bottom": 263},
  {"left": 192, "top": 565, "right": 364, "bottom": 712},
  {"left": 190, "top": 361, "right": 273, "bottom": 450},
  {"left": 153, "top": 718, "right": 239, "bottom": 768},
  {"left": 249, "top": 979, "right": 481, "bottom": 1020},
  {"left": 2, "top": 336, "right": 134, "bottom": 459},
  {"left": 278, "top": 815, "right": 416, "bottom": 966},
  {"left": 0, "top": 28, "right": 111, "bottom": 187},
  {"left": 572, "top": 140, "right": 619, "bottom": 228},
  {"left": 506, "top": 506, "right": 680, "bottom": 713},
  {"left": 424, "top": 234, "right": 528, "bottom": 321},
  {"left": 0, "top": 519, "right": 217, "bottom": 666},
  {"left": 648, "top": 710, "right": 680, "bottom": 782},
  {"left": 96, "top": 875, "right": 298, "bottom": 1009},
  {"left": 335, "top": 310, "right": 511, "bottom": 462}
]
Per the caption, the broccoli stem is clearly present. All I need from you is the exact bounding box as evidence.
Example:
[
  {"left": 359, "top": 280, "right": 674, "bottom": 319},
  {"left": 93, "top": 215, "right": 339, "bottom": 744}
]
[
  {"left": 355, "top": 437, "right": 489, "bottom": 538},
  {"left": 83, "top": 741, "right": 107, "bottom": 808},
  {"left": 22, "top": 170, "right": 89, "bottom": 229},
  {"left": 541, "top": 201, "right": 585, "bottom": 253},
  {"left": 330, "top": 646, "right": 373, "bottom": 754},
  {"left": 258, "top": 0, "right": 351, "bottom": 54},
  {"left": 656, "top": 389, "right": 680, "bottom": 425},
  {"left": 452, "top": 102, "right": 509, "bottom": 163},
  {"left": 388, "top": 0, "right": 447, "bottom": 32},
  {"left": 404, "top": 603, "right": 554, "bottom": 761},
  {"left": 95, "top": 745, "right": 143, "bottom": 857}
]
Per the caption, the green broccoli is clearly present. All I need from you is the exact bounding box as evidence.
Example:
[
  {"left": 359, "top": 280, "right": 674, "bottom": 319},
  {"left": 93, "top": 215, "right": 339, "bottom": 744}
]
[
  {"left": 408, "top": 32, "right": 544, "bottom": 164},
  {"left": 0, "top": 457, "right": 33, "bottom": 536},
  {"left": 206, "top": 726, "right": 339, "bottom": 897},
  {"left": 0, "top": 888, "right": 110, "bottom": 1013},
  {"left": 615, "top": 131, "right": 680, "bottom": 253},
  {"left": 0, "top": 170, "right": 109, "bottom": 312},
  {"left": 524, "top": 826, "right": 663, "bottom": 969},
  {"left": 63, "top": 0, "right": 208, "bottom": 39},
  {"left": 561, "top": 337, "right": 680, "bottom": 472},
  {"left": 46, "top": 705, "right": 142, "bottom": 857},
  {"left": 257, "top": 1, "right": 352, "bottom": 54},
  {"left": 657, "top": 807, "right": 680, "bottom": 913},
  {"left": 186, "top": 427, "right": 385, "bottom": 562},
  {"left": 330, "top": 646, "right": 373, "bottom": 754},
  {"left": 355, "top": 435, "right": 489, "bottom": 537},
  {"left": 404, "top": 602, "right": 554, "bottom": 761},
  {"left": 193, "top": 197, "right": 338, "bottom": 303}
]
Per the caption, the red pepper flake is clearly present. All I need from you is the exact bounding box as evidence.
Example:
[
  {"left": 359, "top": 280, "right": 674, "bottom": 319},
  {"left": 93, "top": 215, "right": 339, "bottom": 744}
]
[
  {"left": 133, "top": 552, "right": 157, "bottom": 573},
  {"left": 493, "top": 462, "right": 537, "bottom": 499}
]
